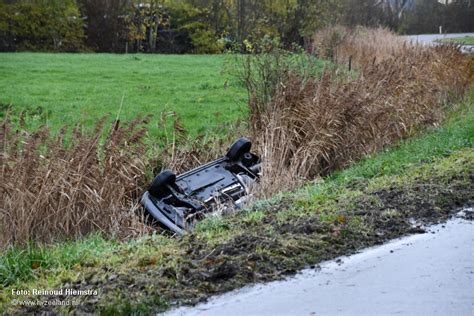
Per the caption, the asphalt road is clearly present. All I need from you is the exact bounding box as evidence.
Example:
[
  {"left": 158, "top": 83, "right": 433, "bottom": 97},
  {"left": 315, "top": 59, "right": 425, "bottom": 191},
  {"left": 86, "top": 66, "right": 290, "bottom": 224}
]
[
  {"left": 165, "top": 209, "right": 474, "bottom": 316},
  {"left": 403, "top": 32, "right": 474, "bottom": 44},
  {"left": 403, "top": 33, "right": 474, "bottom": 53}
]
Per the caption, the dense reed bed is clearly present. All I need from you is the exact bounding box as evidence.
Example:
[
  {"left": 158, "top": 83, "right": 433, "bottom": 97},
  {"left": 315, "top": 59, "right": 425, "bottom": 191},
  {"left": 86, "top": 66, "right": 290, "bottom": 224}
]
[
  {"left": 0, "top": 117, "right": 154, "bottom": 247},
  {"left": 249, "top": 27, "right": 472, "bottom": 196}
]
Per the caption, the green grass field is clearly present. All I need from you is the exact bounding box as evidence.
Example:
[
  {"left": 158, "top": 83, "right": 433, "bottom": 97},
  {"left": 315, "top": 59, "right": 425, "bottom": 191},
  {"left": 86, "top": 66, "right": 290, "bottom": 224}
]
[
  {"left": 0, "top": 53, "right": 247, "bottom": 136},
  {"left": 436, "top": 35, "right": 474, "bottom": 45}
]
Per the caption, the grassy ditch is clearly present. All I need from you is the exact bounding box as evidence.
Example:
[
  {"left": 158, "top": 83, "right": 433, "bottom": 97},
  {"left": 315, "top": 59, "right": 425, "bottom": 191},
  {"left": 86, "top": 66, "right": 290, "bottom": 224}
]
[{"left": 1, "top": 91, "right": 472, "bottom": 315}]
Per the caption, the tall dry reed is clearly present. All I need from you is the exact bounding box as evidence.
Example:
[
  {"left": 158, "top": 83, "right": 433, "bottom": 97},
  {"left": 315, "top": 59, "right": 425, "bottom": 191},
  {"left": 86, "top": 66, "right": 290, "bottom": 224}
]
[
  {"left": 0, "top": 116, "right": 153, "bottom": 247},
  {"left": 249, "top": 27, "right": 473, "bottom": 197}
]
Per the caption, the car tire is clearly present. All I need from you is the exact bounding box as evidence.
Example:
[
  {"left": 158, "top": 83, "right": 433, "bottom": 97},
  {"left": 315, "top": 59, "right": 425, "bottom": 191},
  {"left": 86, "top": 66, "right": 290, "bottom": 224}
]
[
  {"left": 226, "top": 137, "right": 252, "bottom": 161},
  {"left": 149, "top": 170, "right": 176, "bottom": 197}
]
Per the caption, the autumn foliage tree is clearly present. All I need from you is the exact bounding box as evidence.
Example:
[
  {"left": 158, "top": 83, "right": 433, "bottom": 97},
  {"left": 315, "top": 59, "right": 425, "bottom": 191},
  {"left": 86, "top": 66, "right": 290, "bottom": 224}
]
[
  {"left": 0, "top": 0, "right": 84, "bottom": 52},
  {"left": 0, "top": 0, "right": 473, "bottom": 53}
]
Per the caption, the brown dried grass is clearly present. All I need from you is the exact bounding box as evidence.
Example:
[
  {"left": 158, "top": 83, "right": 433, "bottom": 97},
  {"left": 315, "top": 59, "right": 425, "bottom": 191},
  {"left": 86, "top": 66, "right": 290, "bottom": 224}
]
[
  {"left": 250, "top": 27, "right": 473, "bottom": 197},
  {"left": 313, "top": 26, "right": 412, "bottom": 70},
  {"left": 0, "top": 116, "right": 153, "bottom": 248}
]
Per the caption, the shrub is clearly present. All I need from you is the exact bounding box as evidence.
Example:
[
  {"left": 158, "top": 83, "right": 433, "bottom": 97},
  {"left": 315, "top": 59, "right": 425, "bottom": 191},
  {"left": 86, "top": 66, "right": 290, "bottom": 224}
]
[
  {"left": 189, "top": 27, "right": 224, "bottom": 54},
  {"left": 0, "top": 1, "right": 85, "bottom": 52}
]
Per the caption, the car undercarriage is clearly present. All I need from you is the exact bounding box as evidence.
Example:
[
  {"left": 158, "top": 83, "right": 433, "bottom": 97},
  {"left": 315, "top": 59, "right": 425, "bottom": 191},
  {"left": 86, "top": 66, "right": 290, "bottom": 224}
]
[{"left": 141, "top": 137, "right": 261, "bottom": 234}]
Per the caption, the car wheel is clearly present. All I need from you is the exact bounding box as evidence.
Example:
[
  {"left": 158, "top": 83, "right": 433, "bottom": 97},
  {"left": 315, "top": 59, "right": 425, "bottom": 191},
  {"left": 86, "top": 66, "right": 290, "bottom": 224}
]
[
  {"left": 226, "top": 137, "right": 252, "bottom": 160},
  {"left": 149, "top": 170, "right": 176, "bottom": 197}
]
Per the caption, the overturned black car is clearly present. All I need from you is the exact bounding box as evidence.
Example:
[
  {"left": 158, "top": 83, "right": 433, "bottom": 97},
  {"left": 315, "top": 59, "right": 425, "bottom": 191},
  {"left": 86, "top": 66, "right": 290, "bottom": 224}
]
[{"left": 141, "top": 138, "right": 261, "bottom": 235}]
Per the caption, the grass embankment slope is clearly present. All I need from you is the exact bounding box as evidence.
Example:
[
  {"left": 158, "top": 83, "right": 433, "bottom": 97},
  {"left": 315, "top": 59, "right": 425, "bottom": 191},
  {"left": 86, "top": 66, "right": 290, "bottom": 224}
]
[
  {"left": 1, "top": 90, "right": 472, "bottom": 315},
  {"left": 436, "top": 36, "right": 474, "bottom": 45},
  {"left": 0, "top": 53, "right": 247, "bottom": 136}
]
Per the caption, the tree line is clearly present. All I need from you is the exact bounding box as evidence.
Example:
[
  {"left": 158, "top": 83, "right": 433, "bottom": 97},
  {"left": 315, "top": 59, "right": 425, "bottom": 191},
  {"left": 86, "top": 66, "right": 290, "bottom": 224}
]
[{"left": 0, "top": 0, "right": 472, "bottom": 53}]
